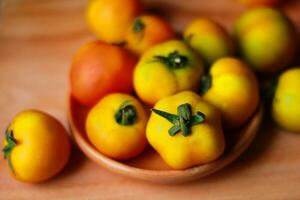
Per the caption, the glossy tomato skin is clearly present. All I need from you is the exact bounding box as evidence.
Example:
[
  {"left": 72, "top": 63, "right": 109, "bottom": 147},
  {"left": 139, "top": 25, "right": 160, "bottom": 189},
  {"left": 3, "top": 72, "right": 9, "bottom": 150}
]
[{"left": 70, "top": 41, "right": 137, "bottom": 106}]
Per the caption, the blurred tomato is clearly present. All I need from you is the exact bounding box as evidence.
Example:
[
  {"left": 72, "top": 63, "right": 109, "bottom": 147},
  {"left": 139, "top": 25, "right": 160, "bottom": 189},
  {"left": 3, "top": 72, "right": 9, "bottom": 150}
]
[
  {"left": 86, "top": 0, "right": 143, "bottom": 43},
  {"left": 70, "top": 41, "right": 137, "bottom": 106},
  {"left": 125, "top": 15, "right": 176, "bottom": 55}
]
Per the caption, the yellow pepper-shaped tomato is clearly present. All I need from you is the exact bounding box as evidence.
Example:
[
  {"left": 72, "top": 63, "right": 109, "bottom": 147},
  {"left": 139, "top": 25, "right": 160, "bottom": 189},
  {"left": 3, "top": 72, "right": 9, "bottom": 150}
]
[
  {"left": 272, "top": 67, "right": 300, "bottom": 132},
  {"left": 86, "top": 93, "right": 148, "bottom": 160},
  {"left": 134, "top": 40, "right": 204, "bottom": 105},
  {"left": 2, "top": 110, "right": 70, "bottom": 183},
  {"left": 200, "top": 58, "right": 259, "bottom": 129},
  {"left": 133, "top": 40, "right": 203, "bottom": 105},
  {"left": 146, "top": 91, "right": 225, "bottom": 169}
]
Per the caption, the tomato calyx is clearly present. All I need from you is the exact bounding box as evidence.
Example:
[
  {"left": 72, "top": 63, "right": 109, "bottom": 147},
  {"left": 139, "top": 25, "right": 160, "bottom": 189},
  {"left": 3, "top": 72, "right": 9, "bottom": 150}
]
[
  {"left": 153, "top": 51, "right": 189, "bottom": 69},
  {"left": 133, "top": 18, "right": 145, "bottom": 33},
  {"left": 115, "top": 101, "right": 137, "bottom": 126},
  {"left": 152, "top": 103, "right": 206, "bottom": 137},
  {"left": 132, "top": 18, "right": 145, "bottom": 43},
  {"left": 2, "top": 128, "right": 17, "bottom": 174},
  {"left": 199, "top": 74, "right": 212, "bottom": 95}
]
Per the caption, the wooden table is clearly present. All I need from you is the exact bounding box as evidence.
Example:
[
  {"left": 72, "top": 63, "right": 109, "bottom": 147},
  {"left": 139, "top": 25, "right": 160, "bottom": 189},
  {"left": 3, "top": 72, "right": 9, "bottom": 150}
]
[{"left": 1, "top": 0, "right": 300, "bottom": 199}]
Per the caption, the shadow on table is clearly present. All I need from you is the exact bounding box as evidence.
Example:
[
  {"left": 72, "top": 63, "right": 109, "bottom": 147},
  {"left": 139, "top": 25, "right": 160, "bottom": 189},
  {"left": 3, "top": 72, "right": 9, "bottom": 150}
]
[
  {"left": 50, "top": 141, "right": 87, "bottom": 182},
  {"left": 183, "top": 118, "right": 279, "bottom": 186}
]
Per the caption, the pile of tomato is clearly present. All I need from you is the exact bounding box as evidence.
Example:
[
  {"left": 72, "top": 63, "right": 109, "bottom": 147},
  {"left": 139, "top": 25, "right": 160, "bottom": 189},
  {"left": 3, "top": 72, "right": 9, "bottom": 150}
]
[
  {"left": 70, "top": 0, "right": 300, "bottom": 169},
  {"left": 3, "top": 0, "right": 300, "bottom": 183}
]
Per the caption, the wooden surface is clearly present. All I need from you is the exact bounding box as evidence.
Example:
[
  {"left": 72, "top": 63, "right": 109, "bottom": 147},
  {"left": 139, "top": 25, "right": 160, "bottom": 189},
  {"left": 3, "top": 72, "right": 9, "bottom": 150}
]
[{"left": 0, "top": 0, "right": 300, "bottom": 199}]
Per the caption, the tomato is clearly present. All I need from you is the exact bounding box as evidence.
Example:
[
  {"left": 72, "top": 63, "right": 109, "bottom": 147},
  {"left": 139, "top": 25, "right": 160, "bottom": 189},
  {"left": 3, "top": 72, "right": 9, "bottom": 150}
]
[
  {"left": 201, "top": 58, "right": 259, "bottom": 129},
  {"left": 2, "top": 110, "right": 71, "bottom": 182},
  {"left": 125, "top": 15, "right": 176, "bottom": 55},
  {"left": 234, "top": 7, "right": 297, "bottom": 74},
  {"left": 134, "top": 40, "right": 204, "bottom": 105},
  {"left": 147, "top": 91, "right": 225, "bottom": 169},
  {"left": 184, "top": 18, "right": 234, "bottom": 66},
  {"left": 86, "top": 0, "right": 143, "bottom": 43},
  {"left": 86, "top": 93, "right": 148, "bottom": 160},
  {"left": 272, "top": 67, "right": 300, "bottom": 132},
  {"left": 70, "top": 41, "right": 137, "bottom": 106}
]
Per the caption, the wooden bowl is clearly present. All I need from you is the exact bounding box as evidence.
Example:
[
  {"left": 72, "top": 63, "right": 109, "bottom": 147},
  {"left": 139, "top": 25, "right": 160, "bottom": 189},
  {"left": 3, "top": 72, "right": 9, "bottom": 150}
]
[{"left": 68, "top": 95, "right": 263, "bottom": 184}]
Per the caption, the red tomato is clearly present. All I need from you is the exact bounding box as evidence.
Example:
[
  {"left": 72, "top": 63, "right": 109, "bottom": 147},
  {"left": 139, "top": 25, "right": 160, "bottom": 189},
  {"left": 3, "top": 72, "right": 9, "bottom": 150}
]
[{"left": 70, "top": 41, "right": 137, "bottom": 106}]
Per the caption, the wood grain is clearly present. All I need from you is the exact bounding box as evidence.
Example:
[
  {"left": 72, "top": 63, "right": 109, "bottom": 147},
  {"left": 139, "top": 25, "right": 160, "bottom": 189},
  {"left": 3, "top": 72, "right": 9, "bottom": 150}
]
[{"left": 0, "top": 0, "right": 300, "bottom": 199}]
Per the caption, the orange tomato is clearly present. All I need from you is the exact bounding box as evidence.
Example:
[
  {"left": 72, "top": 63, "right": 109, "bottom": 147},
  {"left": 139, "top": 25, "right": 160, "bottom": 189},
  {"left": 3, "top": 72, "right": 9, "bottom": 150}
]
[
  {"left": 86, "top": 0, "right": 143, "bottom": 43},
  {"left": 86, "top": 93, "right": 148, "bottom": 160},
  {"left": 70, "top": 41, "right": 137, "bottom": 106},
  {"left": 125, "top": 15, "right": 176, "bottom": 55}
]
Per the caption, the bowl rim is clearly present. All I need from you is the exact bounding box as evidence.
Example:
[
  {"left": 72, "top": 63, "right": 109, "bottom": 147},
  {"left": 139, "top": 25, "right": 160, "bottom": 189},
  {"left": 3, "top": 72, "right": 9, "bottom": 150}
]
[{"left": 68, "top": 95, "right": 263, "bottom": 183}]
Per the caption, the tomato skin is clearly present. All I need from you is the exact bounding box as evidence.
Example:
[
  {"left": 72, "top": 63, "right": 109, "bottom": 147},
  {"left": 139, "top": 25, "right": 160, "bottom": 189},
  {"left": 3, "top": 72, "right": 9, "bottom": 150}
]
[
  {"left": 86, "top": 0, "right": 143, "bottom": 43},
  {"left": 70, "top": 41, "right": 137, "bottom": 106}
]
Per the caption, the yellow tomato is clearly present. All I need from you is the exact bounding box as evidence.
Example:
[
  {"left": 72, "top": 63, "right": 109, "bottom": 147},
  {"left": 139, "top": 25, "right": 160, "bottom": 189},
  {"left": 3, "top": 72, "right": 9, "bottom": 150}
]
[
  {"left": 147, "top": 91, "right": 225, "bottom": 169},
  {"left": 134, "top": 40, "right": 204, "bottom": 105},
  {"left": 201, "top": 58, "right": 259, "bottom": 129},
  {"left": 272, "top": 67, "right": 300, "bottom": 132},
  {"left": 86, "top": 93, "right": 148, "bottom": 160},
  {"left": 86, "top": 0, "right": 143, "bottom": 43},
  {"left": 184, "top": 18, "right": 235, "bottom": 66},
  {"left": 2, "top": 110, "right": 71, "bottom": 183}
]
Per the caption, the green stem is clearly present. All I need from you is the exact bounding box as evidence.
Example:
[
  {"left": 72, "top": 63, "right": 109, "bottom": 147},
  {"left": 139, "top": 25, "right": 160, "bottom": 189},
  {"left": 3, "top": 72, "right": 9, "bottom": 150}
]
[
  {"left": 133, "top": 18, "right": 145, "bottom": 33},
  {"left": 153, "top": 51, "right": 189, "bottom": 69},
  {"left": 114, "top": 101, "right": 137, "bottom": 126},
  {"left": 151, "top": 103, "right": 206, "bottom": 137},
  {"left": 199, "top": 74, "right": 212, "bottom": 95},
  {"left": 132, "top": 18, "right": 145, "bottom": 43},
  {"left": 2, "top": 128, "right": 17, "bottom": 174},
  {"left": 151, "top": 109, "right": 178, "bottom": 124}
]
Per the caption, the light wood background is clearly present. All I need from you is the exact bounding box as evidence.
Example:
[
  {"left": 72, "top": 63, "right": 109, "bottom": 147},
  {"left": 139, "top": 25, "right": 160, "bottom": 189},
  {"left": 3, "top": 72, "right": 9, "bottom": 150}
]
[{"left": 0, "top": 0, "right": 300, "bottom": 199}]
